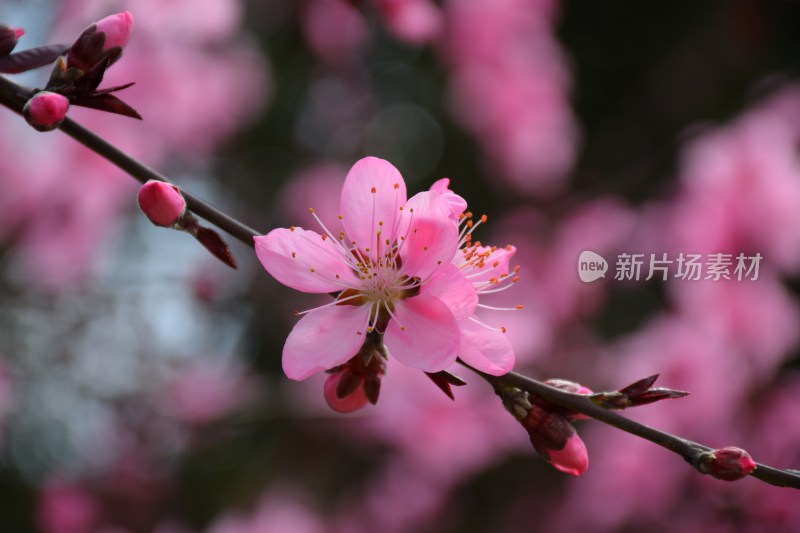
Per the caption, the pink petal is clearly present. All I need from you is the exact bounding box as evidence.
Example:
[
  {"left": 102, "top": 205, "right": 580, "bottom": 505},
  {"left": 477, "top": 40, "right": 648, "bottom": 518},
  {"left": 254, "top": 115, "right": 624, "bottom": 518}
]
[
  {"left": 429, "top": 178, "right": 451, "bottom": 194},
  {"left": 340, "top": 157, "right": 407, "bottom": 253},
  {"left": 384, "top": 294, "right": 459, "bottom": 372},
  {"left": 255, "top": 228, "right": 358, "bottom": 293},
  {"left": 419, "top": 264, "right": 477, "bottom": 319},
  {"left": 397, "top": 191, "right": 459, "bottom": 280},
  {"left": 429, "top": 177, "right": 467, "bottom": 219},
  {"left": 458, "top": 317, "right": 515, "bottom": 375},
  {"left": 283, "top": 304, "right": 370, "bottom": 380}
]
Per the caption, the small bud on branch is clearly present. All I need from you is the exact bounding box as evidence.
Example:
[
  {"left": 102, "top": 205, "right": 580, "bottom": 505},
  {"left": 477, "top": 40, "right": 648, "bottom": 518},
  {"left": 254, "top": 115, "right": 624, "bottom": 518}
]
[
  {"left": 23, "top": 91, "right": 69, "bottom": 131},
  {"left": 138, "top": 180, "right": 187, "bottom": 227},
  {"left": 137, "top": 181, "right": 237, "bottom": 268},
  {"left": 497, "top": 383, "right": 589, "bottom": 475},
  {"left": 588, "top": 374, "right": 689, "bottom": 410},
  {"left": 697, "top": 447, "right": 757, "bottom": 481}
]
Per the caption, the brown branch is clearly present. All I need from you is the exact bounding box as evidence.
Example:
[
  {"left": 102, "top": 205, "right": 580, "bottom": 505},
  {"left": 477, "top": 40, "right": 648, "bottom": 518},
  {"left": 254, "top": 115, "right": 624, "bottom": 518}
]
[
  {"left": 0, "top": 74, "right": 261, "bottom": 248},
  {"left": 462, "top": 362, "right": 800, "bottom": 489},
  {"left": 1, "top": 73, "right": 798, "bottom": 490}
]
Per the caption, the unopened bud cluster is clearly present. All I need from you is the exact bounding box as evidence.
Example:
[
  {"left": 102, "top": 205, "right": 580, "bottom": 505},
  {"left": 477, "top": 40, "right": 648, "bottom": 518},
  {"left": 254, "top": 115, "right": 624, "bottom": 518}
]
[{"left": 22, "top": 11, "right": 138, "bottom": 132}]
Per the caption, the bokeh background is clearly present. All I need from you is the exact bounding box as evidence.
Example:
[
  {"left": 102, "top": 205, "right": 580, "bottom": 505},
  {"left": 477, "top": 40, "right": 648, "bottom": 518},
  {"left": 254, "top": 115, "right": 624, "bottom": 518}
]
[{"left": 1, "top": 0, "right": 800, "bottom": 532}]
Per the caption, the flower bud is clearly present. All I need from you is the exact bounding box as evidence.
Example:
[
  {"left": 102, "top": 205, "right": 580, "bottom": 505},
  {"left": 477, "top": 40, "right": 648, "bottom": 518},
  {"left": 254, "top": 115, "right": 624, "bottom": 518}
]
[
  {"left": 65, "top": 11, "right": 134, "bottom": 73},
  {"left": 698, "top": 447, "right": 757, "bottom": 481},
  {"left": 94, "top": 11, "right": 134, "bottom": 52},
  {"left": 22, "top": 92, "right": 70, "bottom": 132},
  {"left": 0, "top": 25, "right": 24, "bottom": 56},
  {"left": 324, "top": 370, "right": 369, "bottom": 414},
  {"left": 523, "top": 404, "right": 589, "bottom": 476},
  {"left": 548, "top": 430, "right": 590, "bottom": 476},
  {"left": 137, "top": 180, "right": 187, "bottom": 227}
]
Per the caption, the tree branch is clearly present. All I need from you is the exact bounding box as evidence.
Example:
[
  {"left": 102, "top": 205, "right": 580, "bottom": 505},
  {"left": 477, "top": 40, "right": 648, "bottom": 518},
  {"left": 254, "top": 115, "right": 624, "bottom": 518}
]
[
  {"left": 462, "top": 362, "right": 800, "bottom": 489},
  {"left": 0, "top": 74, "right": 261, "bottom": 248},
  {"left": 2, "top": 73, "right": 798, "bottom": 490}
]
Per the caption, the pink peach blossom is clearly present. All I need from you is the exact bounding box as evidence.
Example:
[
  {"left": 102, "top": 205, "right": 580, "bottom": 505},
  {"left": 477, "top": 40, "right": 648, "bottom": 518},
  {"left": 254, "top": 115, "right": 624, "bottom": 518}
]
[
  {"left": 257, "top": 157, "right": 518, "bottom": 380},
  {"left": 256, "top": 157, "right": 463, "bottom": 379}
]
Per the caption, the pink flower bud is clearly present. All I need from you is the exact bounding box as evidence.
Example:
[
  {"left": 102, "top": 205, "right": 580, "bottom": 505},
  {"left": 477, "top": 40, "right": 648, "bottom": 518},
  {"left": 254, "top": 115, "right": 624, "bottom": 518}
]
[
  {"left": 699, "top": 447, "right": 757, "bottom": 481},
  {"left": 548, "top": 431, "right": 590, "bottom": 476},
  {"left": 137, "top": 180, "right": 187, "bottom": 227},
  {"left": 324, "top": 371, "right": 369, "bottom": 413},
  {"left": 94, "top": 11, "right": 134, "bottom": 51},
  {"left": 523, "top": 405, "right": 589, "bottom": 476},
  {"left": 22, "top": 92, "right": 70, "bottom": 132}
]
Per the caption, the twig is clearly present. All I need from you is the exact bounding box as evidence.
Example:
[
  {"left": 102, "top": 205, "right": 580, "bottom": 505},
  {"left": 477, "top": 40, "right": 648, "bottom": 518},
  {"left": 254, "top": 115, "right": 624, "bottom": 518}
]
[
  {"left": 2, "top": 73, "right": 798, "bottom": 490},
  {"left": 461, "top": 362, "right": 800, "bottom": 489},
  {"left": 0, "top": 74, "right": 261, "bottom": 248}
]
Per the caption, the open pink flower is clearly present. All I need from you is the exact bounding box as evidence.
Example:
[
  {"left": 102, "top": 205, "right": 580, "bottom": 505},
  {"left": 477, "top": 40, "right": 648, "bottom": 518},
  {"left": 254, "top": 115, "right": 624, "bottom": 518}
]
[
  {"left": 256, "top": 157, "right": 468, "bottom": 380},
  {"left": 256, "top": 158, "right": 518, "bottom": 382},
  {"left": 428, "top": 178, "right": 518, "bottom": 375}
]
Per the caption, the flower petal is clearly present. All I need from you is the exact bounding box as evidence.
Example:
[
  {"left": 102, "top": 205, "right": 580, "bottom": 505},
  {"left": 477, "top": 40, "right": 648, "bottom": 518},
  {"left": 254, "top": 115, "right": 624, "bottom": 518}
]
[
  {"left": 340, "top": 157, "right": 407, "bottom": 254},
  {"left": 430, "top": 177, "right": 467, "bottom": 219},
  {"left": 419, "top": 264, "right": 478, "bottom": 319},
  {"left": 384, "top": 294, "right": 459, "bottom": 372},
  {"left": 255, "top": 227, "right": 358, "bottom": 293},
  {"left": 283, "top": 304, "right": 371, "bottom": 380},
  {"left": 458, "top": 317, "right": 515, "bottom": 375},
  {"left": 397, "top": 191, "right": 459, "bottom": 280}
]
